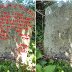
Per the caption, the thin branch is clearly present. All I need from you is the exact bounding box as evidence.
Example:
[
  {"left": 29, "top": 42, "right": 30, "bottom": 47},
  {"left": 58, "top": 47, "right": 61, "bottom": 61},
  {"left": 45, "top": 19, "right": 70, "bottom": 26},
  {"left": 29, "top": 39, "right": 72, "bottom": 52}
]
[{"left": 36, "top": 9, "right": 45, "bottom": 16}]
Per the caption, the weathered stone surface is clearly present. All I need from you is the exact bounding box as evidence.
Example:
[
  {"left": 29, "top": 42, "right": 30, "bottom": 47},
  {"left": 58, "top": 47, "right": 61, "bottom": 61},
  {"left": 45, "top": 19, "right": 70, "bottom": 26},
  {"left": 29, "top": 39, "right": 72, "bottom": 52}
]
[
  {"left": 44, "top": 2, "right": 72, "bottom": 60},
  {"left": 0, "top": 3, "right": 34, "bottom": 60}
]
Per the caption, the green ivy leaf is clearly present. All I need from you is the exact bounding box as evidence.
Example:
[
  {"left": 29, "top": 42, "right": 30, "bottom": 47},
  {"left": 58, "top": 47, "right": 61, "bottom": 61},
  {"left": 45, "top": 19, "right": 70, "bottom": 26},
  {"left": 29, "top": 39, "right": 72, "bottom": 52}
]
[
  {"left": 43, "top": 65, "right": 56, "bottom": 72},
  {"left": 36, "top": 64, "right": 42, "bottom": 72},
  {"left": 49, "top": 59, "right": 54, "bottom": 64},
  {"left": 39, "top": 60, "right": 47, "bottom": 67},
  {"left": 36, "top": 49, "right": 43, "bottom": 59}
]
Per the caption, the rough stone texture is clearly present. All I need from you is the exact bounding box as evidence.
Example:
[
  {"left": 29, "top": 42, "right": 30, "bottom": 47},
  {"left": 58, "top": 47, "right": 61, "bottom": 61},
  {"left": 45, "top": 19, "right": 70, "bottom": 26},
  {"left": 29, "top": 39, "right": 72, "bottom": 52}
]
[
  {"left": 0, "top": 3, "right": 34, "bottom": 59},
  {"left": 44, "top": 2, "right": 72, "bottom": 60}
]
